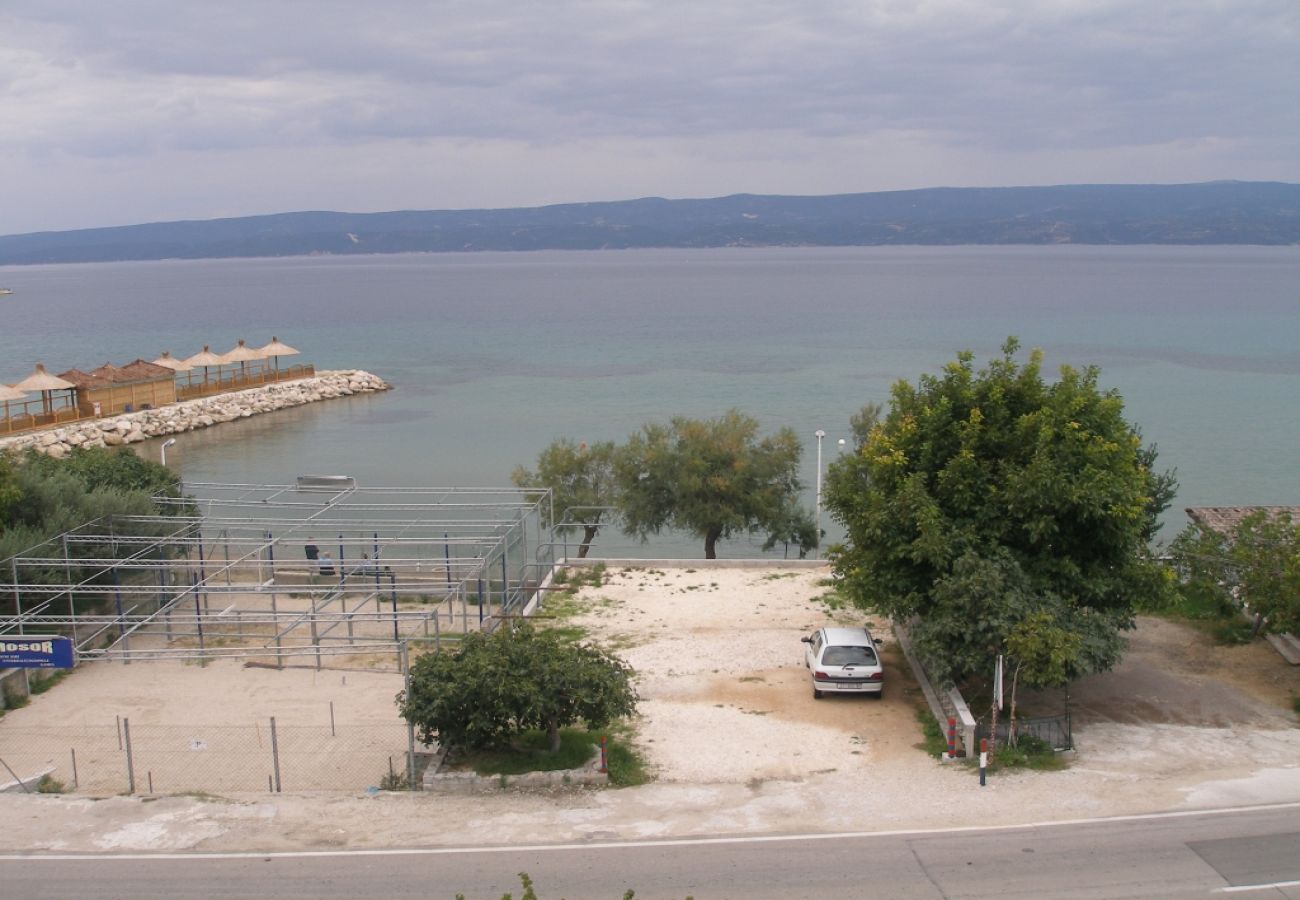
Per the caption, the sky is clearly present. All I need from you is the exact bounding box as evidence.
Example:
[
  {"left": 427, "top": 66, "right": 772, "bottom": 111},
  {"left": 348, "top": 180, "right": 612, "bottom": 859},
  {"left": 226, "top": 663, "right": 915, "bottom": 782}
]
[{"left": 2, "top": 0, "right": 1297, "bottom": 235}]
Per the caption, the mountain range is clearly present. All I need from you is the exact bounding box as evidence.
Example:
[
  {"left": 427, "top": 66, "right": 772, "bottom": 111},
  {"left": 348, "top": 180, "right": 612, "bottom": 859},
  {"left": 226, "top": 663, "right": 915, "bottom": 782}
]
[{"left": 2, "top": 181, "right": 1297, "bottom": 265}]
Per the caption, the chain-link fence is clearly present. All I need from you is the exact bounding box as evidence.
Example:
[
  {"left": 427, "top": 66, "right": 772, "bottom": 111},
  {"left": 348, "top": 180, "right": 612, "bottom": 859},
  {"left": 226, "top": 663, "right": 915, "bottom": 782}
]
[{"left": 0, "top": 716, "right": 417, "bottom": 795}]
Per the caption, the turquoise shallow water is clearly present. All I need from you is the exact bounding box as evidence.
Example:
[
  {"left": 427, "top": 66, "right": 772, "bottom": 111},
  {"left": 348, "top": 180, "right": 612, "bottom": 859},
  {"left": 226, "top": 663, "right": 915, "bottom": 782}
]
[{"left": 2, "top": 246, "right": 1297, "bottom": 556}]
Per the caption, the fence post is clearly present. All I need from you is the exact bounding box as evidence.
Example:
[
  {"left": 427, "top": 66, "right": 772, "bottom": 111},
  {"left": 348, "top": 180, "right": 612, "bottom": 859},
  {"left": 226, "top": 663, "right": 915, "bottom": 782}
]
[
  {"left": 402, "top": 642, "right": 417, "bottom": 791},
  {"left": 270, "top": 717, "right": 282, "bottom": 793},
  {"left": 330, "top": 701, "right": 336, "bottom": 737},
  {"left": 71, "top": 748, "right": 79, "bottom": 791},
  {"left": 123, "top": 718, "right": 136, "bottom": 795},
  {"left": 947, "top": 716, "right": 956, "bottom": 759}
]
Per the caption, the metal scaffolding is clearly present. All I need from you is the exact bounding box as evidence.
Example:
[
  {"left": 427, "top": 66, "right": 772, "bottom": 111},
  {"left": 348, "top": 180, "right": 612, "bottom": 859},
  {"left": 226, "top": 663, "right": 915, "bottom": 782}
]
[{"left": 1, "top": 478, "right": 555, "bottom": 666}]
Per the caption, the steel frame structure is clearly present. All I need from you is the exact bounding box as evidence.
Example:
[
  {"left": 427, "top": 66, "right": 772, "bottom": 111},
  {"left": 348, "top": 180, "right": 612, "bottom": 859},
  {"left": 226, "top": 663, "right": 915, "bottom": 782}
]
[{"left": 1, "top": 479, "right": 556, "bottom": 665}]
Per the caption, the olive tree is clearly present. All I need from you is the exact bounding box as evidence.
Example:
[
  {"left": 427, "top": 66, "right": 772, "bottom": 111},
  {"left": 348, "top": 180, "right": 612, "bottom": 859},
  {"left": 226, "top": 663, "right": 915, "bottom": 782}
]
[
  {"left": 824, "top": 339, "right": 1175, "bottom": 689},
  {"left": 512, "top": 438, "right": 618, "bottom": 558},
  {"left": 397, "top": 623, "right": 637, "bottom": 753},
  {"left": 614, "top": 409, "right": 804, "bottom": 559}
]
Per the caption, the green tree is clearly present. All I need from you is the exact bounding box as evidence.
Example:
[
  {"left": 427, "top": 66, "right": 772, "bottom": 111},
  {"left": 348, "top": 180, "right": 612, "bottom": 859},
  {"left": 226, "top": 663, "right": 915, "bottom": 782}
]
[
  {"left": 614, "top": 410, "right": 803, "bottom": 559},
  {"left": 1004, "top": 609, "right": 1083, "bottom": 745},
  {"left": 398, "top": 623, "right": 637, "bottom": 753},
  {"left": 0, "top": 454, "right": 20, "bottom": 534},
  {"left": 0, "top": 447, "right": 191, "bottom": 616},
  {"left": 761, "top": 497, "right": 819, "bottom": 559},
  {"left": 512, "top": 439, "right": 617, "bottom": 559},
  {"left": 1171, "top": 510, "right": 1300, "bottom": 636},
  {"left": 824, "top": 339, "right": 1174, "bottom": 687}
]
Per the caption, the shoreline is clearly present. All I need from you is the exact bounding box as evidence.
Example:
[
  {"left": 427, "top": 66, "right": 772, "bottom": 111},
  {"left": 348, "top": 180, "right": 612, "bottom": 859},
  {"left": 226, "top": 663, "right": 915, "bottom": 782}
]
[{"left": 0, "top": 370, "right": 390, "bottom": 459}]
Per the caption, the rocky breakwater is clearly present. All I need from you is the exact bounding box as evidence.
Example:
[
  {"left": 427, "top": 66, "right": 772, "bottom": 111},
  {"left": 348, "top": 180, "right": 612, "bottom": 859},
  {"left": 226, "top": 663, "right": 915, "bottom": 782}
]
[{"left": 0, "top": 370, "right": 390, "bottom": 459}]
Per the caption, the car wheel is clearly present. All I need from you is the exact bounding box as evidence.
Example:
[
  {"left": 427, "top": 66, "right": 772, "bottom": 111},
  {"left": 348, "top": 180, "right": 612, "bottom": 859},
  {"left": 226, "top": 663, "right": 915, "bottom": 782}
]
[{"left": 813, "top": 687, "right": 824, "bottom": 699}]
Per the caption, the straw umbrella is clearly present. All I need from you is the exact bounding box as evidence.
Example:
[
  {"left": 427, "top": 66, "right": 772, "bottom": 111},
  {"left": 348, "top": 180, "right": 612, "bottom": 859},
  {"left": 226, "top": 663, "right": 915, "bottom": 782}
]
[
  {"left": 257, "top": 336, "right": 300, "bottom": 372},
  {"left": 0, "top": 382, "right": 28, "bottom": 422},
  {"left": 151, "top": 351, "right": 193, "bottom": 372},
  {"left": 13, "top": 362, "right": 76, "bottom": 416},
  {"left": 183, "top": 345, "right": 226, "bottom": 387},
  {"left": 220, "top": 338, "right": 267, "bottom": 382}
]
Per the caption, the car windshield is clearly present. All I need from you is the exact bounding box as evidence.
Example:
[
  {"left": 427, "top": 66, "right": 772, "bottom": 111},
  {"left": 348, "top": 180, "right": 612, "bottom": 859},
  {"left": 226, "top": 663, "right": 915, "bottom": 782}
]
[{"left": 823, "top": 645, "right": 877, "bottom": 666}]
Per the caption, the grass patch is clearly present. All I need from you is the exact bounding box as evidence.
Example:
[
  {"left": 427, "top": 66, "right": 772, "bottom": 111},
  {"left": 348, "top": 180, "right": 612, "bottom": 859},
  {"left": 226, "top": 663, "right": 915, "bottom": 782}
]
[
  {"left": 915, "top": 709, "right": 948, "bottom": 758},
  {"left": 604, "top": 727, "right": 651, "bottom": 787},
  {"left": 455, "top": 728, "right": 601, "bottom": 776},
  {"left": 451, "top": 726, "right": 652, "bottom": 787},
  {"left": 988, "top": 736, "right": 1069, "bottom": 773},
  {"left": 760, "top": 572, "right": 800, "bottom": 581}
]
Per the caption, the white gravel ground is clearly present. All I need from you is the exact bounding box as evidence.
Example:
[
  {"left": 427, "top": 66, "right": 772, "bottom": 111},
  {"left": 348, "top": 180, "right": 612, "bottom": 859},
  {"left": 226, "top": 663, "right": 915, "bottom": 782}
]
[{"left": 2, "top": 563, "right": 1298, "bottom": 852}]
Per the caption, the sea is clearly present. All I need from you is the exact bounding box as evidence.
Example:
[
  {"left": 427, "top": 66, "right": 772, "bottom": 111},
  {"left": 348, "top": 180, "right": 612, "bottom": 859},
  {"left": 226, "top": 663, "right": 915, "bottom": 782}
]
[{"left": 2, "top": 245, "right": 1297, "bottom": 557}]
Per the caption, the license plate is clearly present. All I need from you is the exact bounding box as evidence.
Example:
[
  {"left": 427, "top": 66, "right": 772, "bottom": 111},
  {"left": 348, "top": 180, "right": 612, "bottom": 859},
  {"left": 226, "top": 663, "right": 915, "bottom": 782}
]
[{"left": 841, "top": 683, "right": 864, "bottom": 690}]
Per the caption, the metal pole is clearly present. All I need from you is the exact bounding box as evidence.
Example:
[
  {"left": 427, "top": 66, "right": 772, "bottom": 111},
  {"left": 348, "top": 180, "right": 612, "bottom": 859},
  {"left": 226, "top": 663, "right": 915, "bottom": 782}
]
[
  {"left": 123, "top": 718, "right": 136, "bottom": 795},
  {"left": 402, "top": 642, "right": 416, "bottom": 791},
  {"left": 111, "top": 566, "right": 129, "bottom": 662},
  {"left": 390, "top": 572, "right": 399, "bottom": 642},
  {"left": 270, "top": 717, "right": 282, "bottom": 793},
  {"left": 444, "top": 533, "right": 451, "bottom": 587},
  {"left": 196, "top": 530, "right": 209, "bottom": 613},
  {"left": 814, "top": 429, "right": 825, "bottom": 560},
  {"left": 193, "top": 572, "right": 205, "bottom": 655},
  {"left": 71, "top": 748, "right": 79, "bottom": 791},
  {"left": 63, "top": 534, "right": 77, "bottom": 647}
]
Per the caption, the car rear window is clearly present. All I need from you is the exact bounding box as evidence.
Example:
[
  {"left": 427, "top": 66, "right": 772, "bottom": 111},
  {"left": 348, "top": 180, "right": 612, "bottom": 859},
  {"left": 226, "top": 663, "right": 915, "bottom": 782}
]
[{"left": 823, "top": 645, "right": 877, "bottom": 666}]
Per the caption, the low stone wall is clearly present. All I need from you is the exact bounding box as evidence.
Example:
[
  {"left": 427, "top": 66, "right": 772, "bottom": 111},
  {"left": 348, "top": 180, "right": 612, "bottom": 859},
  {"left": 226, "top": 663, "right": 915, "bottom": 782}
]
[
  {"left": 422, "top": 747, "right": 609, "bottom": 793},
  {"left": 0, "top": 370, "right": 389, "bottom": 459}
]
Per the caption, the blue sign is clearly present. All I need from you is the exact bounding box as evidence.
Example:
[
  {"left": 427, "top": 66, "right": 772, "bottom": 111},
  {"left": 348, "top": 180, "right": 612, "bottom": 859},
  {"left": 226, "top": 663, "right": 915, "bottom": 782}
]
[{"left": 0, "top": 636, "right": 75, "bottom": 669}]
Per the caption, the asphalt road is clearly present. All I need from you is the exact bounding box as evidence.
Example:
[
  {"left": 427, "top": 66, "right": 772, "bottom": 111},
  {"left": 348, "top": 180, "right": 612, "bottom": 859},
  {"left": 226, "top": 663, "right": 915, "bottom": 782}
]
[{"left": 3, "top": 804, "right": 1298, "bottom": 899}]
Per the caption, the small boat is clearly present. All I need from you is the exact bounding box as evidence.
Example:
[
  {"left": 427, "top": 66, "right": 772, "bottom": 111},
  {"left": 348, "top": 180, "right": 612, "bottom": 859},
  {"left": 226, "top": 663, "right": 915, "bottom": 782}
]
[{"left": 0, "top": 288, "right": 12, "bottom": 295}]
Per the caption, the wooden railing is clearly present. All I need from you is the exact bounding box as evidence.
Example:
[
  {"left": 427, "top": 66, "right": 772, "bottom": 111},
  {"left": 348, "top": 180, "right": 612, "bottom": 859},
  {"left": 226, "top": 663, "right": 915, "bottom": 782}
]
[{"left": 175, "top": 363, "right": 315, "bottom": 401}]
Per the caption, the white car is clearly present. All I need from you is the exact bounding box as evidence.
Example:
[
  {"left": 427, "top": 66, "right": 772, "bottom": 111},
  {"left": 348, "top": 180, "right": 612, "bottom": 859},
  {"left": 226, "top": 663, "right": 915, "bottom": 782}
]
[{"left": 802, "top": 626, "right": 884, "bottom": 699}]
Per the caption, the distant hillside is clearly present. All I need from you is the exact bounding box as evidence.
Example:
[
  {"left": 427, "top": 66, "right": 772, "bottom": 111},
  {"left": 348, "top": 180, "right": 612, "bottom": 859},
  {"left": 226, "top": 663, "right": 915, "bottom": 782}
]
[{"left": 2, "top": 181, "right": 1298, "bottom": 265}]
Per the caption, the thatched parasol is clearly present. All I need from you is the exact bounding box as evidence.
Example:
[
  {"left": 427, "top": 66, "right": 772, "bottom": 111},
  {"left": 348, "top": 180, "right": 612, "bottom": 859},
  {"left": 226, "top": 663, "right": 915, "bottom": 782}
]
[
  {"left": 183, "top": 345, "right": 227, "bottom": 385},
  {"left": 257, "top": 336, "right": 300, "bottom": 371},
  {"left": 0, "top": 382, "right": 28, "bottom": 421},
  {"left": 219, "top": 339, "right": 266, "bottom": 379},
  {"left": 13, "top": 362, "right": 76, "bottom": 415},
  {"left": 151, "top": 351, "right": 192, "bottom": 372}
]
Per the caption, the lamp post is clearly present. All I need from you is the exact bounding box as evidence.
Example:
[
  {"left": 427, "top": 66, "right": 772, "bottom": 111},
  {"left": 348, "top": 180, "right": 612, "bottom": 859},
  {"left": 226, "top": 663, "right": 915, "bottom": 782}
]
[
  {"left": 160, "top": 438, "right": 177, "bottom": 467},
  {"left": 814, "top": 430, "right": 825, "bottom": 560}
]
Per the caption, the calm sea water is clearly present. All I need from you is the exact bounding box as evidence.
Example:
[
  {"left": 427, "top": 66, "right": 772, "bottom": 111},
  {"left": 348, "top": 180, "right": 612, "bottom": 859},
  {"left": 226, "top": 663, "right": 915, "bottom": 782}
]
[{"left": 2, "top": 246, "right": 1297, "bottom": 556}]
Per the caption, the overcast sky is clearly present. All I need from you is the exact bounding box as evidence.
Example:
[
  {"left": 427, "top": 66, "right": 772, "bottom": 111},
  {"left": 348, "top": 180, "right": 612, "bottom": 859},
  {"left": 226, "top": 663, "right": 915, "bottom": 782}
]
[{"left": 2, "top": 0, "right": 1297, "bottom": 235}]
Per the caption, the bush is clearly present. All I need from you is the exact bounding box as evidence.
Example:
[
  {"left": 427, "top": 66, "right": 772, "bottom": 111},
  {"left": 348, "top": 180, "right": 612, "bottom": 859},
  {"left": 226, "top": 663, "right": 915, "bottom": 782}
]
[
  {"left": 36, "top": 775, "right": 67, "bottom": 794},
  {"left": 398, "top": 622, "right": 637, "bottom": 753}
]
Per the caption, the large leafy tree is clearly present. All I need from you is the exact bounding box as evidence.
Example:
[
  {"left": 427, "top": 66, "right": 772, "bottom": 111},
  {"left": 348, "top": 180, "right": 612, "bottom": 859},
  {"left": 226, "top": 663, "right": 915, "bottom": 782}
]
[
  {"left": 824, "top": 339, "right": 1175, "bottom": 686},
  {"left": 397, "top": 623, "right": 637, "bottom": 753},
  {"left": 615, "top": 410, "right": 804, "bottom": 559},
  {"left": 512, "top": 438, "right": 618, "bottom": 559}
]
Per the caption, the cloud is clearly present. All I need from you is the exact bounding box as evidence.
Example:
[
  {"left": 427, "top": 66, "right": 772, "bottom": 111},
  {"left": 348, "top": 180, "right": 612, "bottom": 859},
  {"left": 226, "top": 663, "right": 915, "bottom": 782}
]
[{"left": 0, "top": 0, "right": 1296, "bottom": 232}]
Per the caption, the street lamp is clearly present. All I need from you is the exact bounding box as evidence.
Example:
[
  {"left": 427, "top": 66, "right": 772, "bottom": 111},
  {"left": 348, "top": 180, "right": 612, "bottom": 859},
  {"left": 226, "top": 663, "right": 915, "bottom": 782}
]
[
  {"left": 160, "top": 438, "right": 177, "bottom": 467},
  {"left": 814, "top": 430, "right": 826, "bottom": 560}
]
